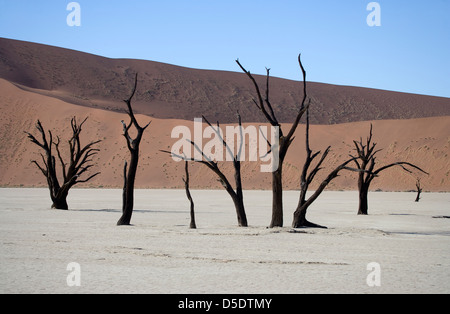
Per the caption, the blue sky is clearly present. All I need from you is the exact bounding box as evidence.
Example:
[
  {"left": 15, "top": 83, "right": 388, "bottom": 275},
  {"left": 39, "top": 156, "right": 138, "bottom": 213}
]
[{"left": 0, "top": 0, "right": 449, "bottom": 97}]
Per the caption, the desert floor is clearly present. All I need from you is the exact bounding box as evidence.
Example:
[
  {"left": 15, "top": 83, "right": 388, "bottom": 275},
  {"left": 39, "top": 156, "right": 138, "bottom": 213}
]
[{"left": 0, "top": 188, "right": 449, "bottom": 294}]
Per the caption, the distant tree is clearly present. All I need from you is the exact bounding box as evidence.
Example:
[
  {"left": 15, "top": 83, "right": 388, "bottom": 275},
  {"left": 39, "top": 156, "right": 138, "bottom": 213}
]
[
  {"left": 117, "top": 74, "right": 151, "bottom": 226},
  {"left": 25, "top": 118, "right": 101, "bottom": 210},
  {"left": 236, "top": 54, "right": 309, "bottom": 228},
  {"left": 351, "top": 124, "right": 428, "bottom": 215},
  {"left": 292, "top": 108, "right": 359, "bottom": 228},
  {"left": 183, "top": 160, "right": 196, "bottom": 229},
  {"left": 162, "top": 113, "right": 248, "bottom": 227},
  {"left": 415, "top": 178, "right": 423, "bottom": 202}
]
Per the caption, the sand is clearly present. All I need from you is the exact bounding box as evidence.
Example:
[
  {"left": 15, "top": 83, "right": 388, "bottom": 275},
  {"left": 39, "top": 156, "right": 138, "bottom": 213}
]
[
  {"left": 1, "top": 39, "right": 449, "bottom": 294},
  {"left": 0, "top": 188, "right": 449, "bottom": 294},
  {"left": 2, "top": 37, "right": 450, "bottom": 125},
  {"left": 1, "top": 78, "right": 449, "bottom": 192}
]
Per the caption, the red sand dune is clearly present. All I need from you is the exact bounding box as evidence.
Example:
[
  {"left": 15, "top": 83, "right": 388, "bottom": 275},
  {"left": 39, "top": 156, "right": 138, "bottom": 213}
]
[
  {"left": 0, "top": 38, "right": 449, "bottom": 192},
  {"left": 0, "top": 78, "right": 448, "bottom": 192},
  {"left": 1, "top": 37, "right": 449, "bottom": 125}
]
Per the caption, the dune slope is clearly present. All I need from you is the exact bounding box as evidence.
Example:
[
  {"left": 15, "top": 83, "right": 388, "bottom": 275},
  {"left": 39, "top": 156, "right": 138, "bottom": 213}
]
[
  {"left": 0, "top": 78, "right": 448, "bottom": 192},
  {"left": 1, "top": 37, "right": 449, "bottom": 125}
]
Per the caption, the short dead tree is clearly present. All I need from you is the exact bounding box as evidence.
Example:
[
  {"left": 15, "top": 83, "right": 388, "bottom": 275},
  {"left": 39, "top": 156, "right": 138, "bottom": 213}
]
[
  {"left": 415, "top": 178, "right": 423, "bottom": 202},
  {"left": 162, "top": 113, "right": 248, "bottom": 227},
  {"left": 352, "top": 124, "right": 428, "bottom": 215},
  {"left": 292, "top": 108, "right": 359, "bottom": 228},
  {"left": 25, "top": 118, "right": 101, "bottom": 210},
  {"left": 183, "top": 160, "right": 197, "bottom": 229}
]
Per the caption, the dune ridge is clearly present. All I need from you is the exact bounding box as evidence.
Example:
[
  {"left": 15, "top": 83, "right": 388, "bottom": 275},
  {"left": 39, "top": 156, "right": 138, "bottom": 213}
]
[
  {"left": 1, "top": 37, "right": 449, "bottom": 125},
  {"left": 0, "top": 78, "right": 448, "bottom": 192}
]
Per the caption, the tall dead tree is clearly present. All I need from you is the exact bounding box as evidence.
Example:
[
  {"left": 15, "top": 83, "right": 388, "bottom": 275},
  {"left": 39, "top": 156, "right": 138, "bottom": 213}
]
[
  {"left": 162, "top": 113, "right": 248, "bottom": 227},
  {"left": 25, "top": 118, "right": 101, "bottom": 210},
  {"left": 183, "top": 160, "right": 197, "bottom": 229},
  {"left": 117, "top": 74, "right": 151, "bottom": 226},
  {"left": 352, "top": 124, "right": 428, "bottom": 215},
  {"left": 292, "top": 108, "right": 358, "bottom": 228},
  {"left": 236, "top": 54, "right": 309, "bottom": 227}
]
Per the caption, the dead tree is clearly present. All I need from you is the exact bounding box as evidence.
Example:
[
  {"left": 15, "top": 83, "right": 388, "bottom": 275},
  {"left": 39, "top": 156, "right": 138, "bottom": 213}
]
[
  {"left": 415, "top": 178, "right": 423, "bottom": 202},
  {"left": 292, "top": 108, "right": 358, "bottom": 228},
  {"left": 117, "top": 74, "right": 151, "bottom": 226},
  {"left": 162, "top": 113, "right": 248, "bottom": 227},
  {"left": 352, "top": 124, "right": 428, "bottom": 215},
  {"left": 183, "top": 160, "right": 197, "bottom": 229},
  {"left": 236, "top": 54, "right": 309, "bottom": 227},
  {"left": 25, "top": 118, "right": 101, "bottom": 210}
]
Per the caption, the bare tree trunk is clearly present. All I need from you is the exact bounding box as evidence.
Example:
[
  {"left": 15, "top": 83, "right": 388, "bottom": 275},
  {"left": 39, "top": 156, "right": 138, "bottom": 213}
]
[
  {"left": 233, "top": 161, "right": 247, "bottom": 227},
  {"left": 189, "top": 195, "right": 196, "bottom": 229},
  {"left": 117, "top": 74, "right": 151, "bottom": 226},
  {"left": 122, "top": 161, "right": 128, "bottom": 214},
  {"left": 415, "top": 191, "right": 421, "bottom": 203},
  {"left": 358, "top": 183, "right": 369, "bottom": 215},
  {"left": 292, "top": 206, "right": 327, "bottom": 229},
  {"left": 183, "top": 161, "right": 196, "bottom": 229},
  {"left": 51, "top": 193, "right": 69, "bottom": 210},
  {"left": 415, "top": 179, "right": 422, "bottom": 202},
  {"left": 118, "top": 149, "right": 139, "bottom": 225},
  {"left": 271, "top": 167, "right": 283, "bottom": 228}
]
